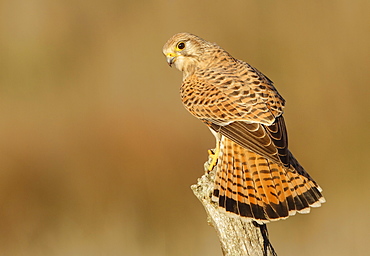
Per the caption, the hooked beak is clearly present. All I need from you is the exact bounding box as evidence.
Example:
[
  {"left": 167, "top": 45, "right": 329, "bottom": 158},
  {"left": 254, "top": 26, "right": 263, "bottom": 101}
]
[{"left": 166, "top": 53, "right": 177, "bottom": 67}]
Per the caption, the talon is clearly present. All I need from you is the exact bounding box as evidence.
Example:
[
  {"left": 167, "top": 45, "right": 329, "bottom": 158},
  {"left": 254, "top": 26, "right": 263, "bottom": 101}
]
[
  {"left": 207, "top": 143, "right": 220, "bottom": 171},
  {"left": 208, "top": 154, "right": 218, "bottom": 171}
]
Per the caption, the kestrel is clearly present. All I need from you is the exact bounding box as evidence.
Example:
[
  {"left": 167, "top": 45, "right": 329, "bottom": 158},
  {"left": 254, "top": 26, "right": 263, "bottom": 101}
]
[{"left": 163, "top": 33, "right": 325, "bottom": 223}]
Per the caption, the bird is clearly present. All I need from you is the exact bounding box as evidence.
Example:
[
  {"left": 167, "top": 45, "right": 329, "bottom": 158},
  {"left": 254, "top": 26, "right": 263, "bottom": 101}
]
[{"left": 162, "top": 32, "right": 325, "bottom": 223}]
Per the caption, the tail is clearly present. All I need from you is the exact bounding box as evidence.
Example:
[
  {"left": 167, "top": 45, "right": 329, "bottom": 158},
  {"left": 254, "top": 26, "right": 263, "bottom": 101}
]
[{"left": 212, "top": 137, "right": 325, "bottom": 223}]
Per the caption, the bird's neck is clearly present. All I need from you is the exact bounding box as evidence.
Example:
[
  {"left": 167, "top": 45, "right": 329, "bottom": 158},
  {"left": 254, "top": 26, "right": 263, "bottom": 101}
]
[
  {"left": 181, "top": 58, "right": 198, "bottom": 80},
  {"left": 182, "top": 46, "right": 235, "bottom": 80},
  {"left": 200, "top": 47, "right": 236, "bottom": 70}
]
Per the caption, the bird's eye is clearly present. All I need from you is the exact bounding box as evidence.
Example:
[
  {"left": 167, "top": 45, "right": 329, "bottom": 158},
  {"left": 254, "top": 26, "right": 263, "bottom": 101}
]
[{"left": 176, "top": 42, "right": 185, "bottom": 50}]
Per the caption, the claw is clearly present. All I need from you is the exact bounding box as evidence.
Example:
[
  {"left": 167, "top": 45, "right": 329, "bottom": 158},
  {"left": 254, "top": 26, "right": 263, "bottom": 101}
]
[{"left": 207, "top": 143, "right": 220, "bottom": 171}]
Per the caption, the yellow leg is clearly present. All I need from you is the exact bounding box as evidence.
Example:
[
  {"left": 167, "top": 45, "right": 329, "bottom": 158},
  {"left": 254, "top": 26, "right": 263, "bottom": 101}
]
[{"left": 207, "top": 141, "right": 220, "bottom": 171}]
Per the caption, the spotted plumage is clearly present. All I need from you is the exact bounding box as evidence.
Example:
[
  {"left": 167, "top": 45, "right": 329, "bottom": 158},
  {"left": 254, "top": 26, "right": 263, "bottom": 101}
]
[{"left": 163, "top": 32, "right": 325, "bottom": 223}]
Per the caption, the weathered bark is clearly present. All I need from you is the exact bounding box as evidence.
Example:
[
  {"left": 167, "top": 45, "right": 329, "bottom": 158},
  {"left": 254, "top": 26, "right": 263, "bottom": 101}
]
[{"left": 191, "top": 158, "right": 277, "bottom": 256}]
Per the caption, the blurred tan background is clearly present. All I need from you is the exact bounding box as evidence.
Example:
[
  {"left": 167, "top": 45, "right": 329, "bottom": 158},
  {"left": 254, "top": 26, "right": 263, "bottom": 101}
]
[{"left": 0, "top": 0, "right": 369, "bottom": 255}]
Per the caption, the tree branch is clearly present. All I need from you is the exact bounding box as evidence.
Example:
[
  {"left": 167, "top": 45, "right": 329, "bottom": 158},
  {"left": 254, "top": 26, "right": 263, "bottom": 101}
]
[{"left": 191, "top": 158, "right": 277, "bottom": 256}]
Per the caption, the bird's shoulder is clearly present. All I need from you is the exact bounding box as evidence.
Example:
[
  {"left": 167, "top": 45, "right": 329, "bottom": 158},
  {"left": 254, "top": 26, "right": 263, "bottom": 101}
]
[{"left": 182, "top": 54, "right": 286, "bottom": 125}]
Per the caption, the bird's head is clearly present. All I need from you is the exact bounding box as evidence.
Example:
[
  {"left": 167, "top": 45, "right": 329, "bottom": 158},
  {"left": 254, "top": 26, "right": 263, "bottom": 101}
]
[{"left": 163, "top": 32, "right": 209, "bottom": 78}]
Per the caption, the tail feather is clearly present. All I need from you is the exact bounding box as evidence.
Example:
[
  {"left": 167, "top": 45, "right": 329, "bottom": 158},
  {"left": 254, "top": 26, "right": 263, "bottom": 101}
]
[
  {"left": 253, "top": 156, "right": 287, "bottom": 219},
  {"left": 285, "top": 168, "right": 310, "bottom": 213},
  {"left": 239, "top": 142, "right": 266, "bottom": 219},
  {"left": 212, "top": 137, "right": 325, "bottom": 223}
]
